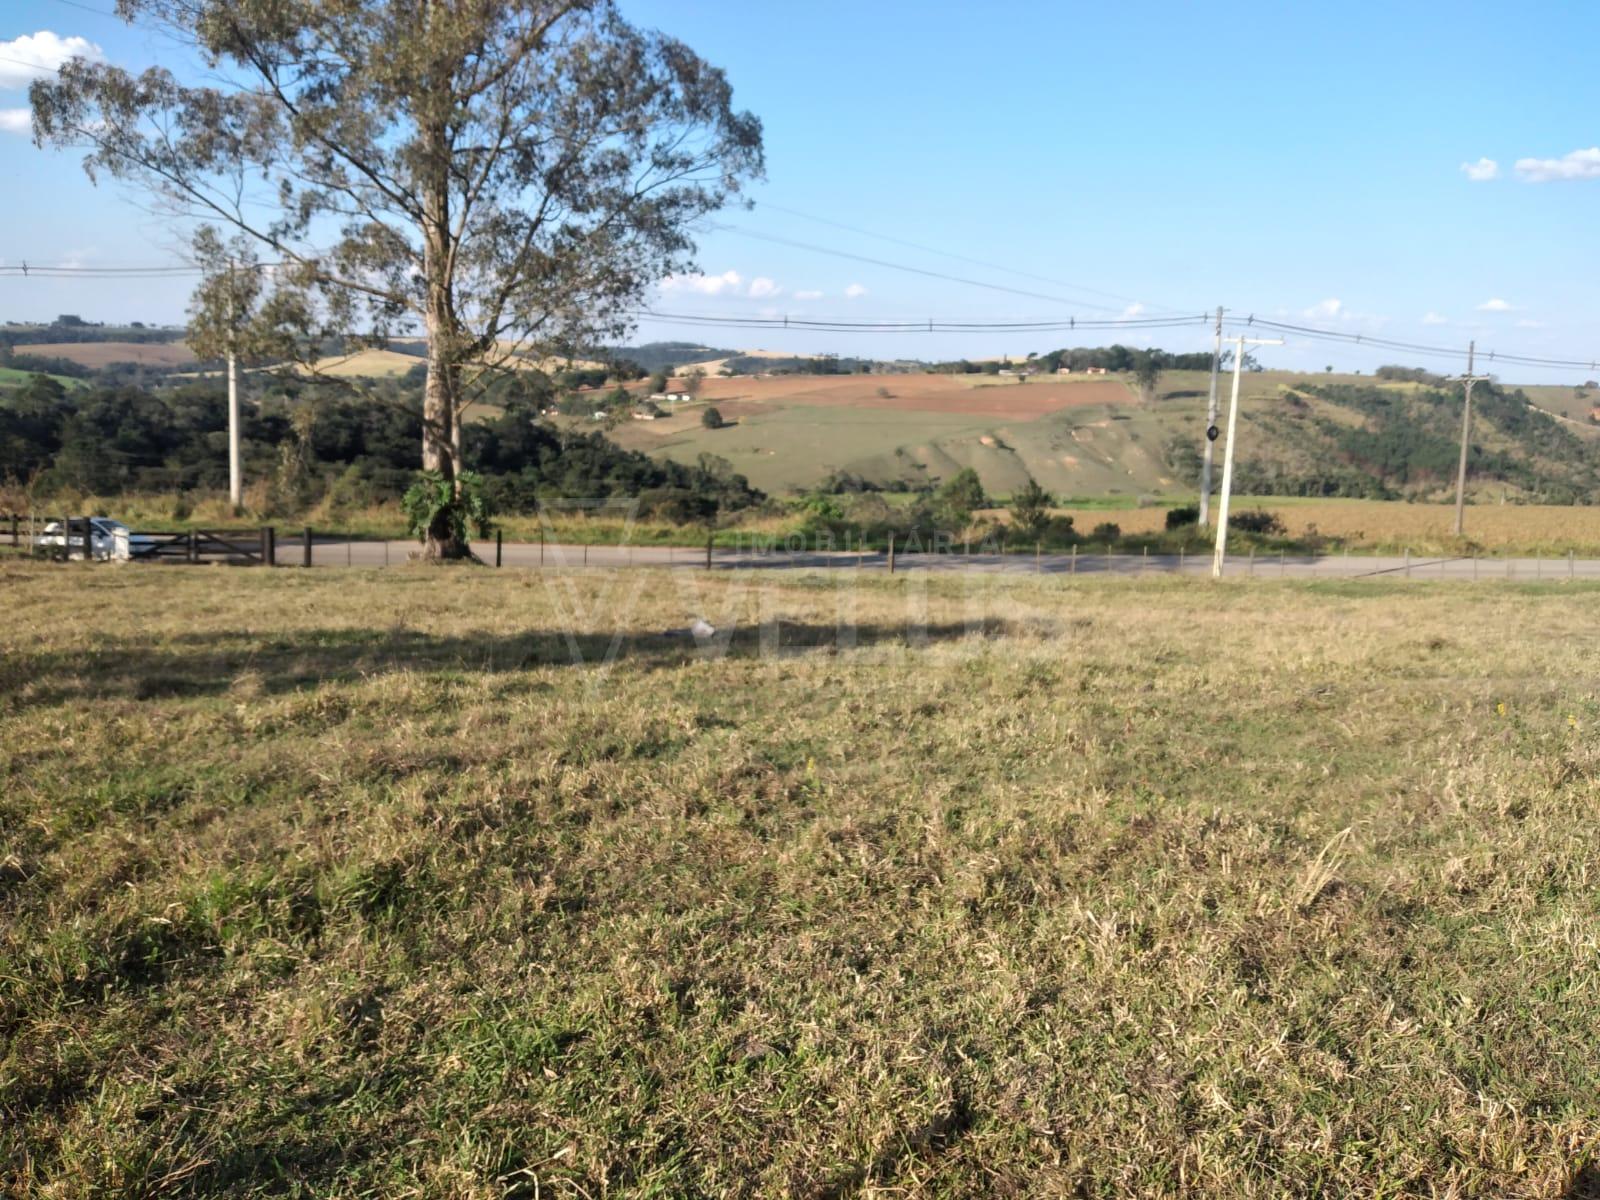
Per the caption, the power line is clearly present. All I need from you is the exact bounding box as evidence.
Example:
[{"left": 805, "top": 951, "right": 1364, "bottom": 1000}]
[
  {"left": 750, "top": 200, "right": 1182, "bottom": 312},
  {"left": 0, "top": 266, "right": 204, "bottom": 277},
  {"left": 704, "top": 222, "right": 1134, "bottom": 314},
  {"left": 633, "top": 309, "right": 1210, "bottom": 333},
  {"left": 46, "top": 0, "right": 123, "bottom": 17},
  {"left": 6, "top": 258, "right": 1598, "bottom": 373},
  {"left": 1229, "top": 316, "right": 1600, "bottom": 372}
]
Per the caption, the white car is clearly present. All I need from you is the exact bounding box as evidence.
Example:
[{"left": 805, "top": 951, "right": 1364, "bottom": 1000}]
[{"left": 35, "top": 517, "right": 144, "bottom": 561}]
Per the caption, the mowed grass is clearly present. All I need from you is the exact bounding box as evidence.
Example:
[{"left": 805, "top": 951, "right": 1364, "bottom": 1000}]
[{"left": 2, "top": 563, "right": 1599, "bottom": 1196}]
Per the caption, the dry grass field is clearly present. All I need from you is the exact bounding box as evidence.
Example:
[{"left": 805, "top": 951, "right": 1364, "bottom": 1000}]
[
  {"left": 693, "top": 372, "right": 1133, "bottom": 420},
  {"left": 24, "top": 340, "right": 197, "bottom": 368},
  {"left": 2, "top": 562, "right": 1598, "bottom": 1196},
  {"left": 1048, "top": 498, "right": 1600, "bottom": 555}
]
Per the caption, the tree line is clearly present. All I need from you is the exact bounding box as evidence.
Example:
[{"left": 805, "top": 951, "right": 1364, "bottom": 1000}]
[{"left": 0, "top": 371, "right": 763, "bottom": 522}]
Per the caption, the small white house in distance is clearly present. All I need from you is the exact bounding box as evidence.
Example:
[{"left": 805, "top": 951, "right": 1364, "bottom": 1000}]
[
  {"left": 1085, "top": 366, "right": 1109, "bottom": 375},
  {"left": 591, "top": 410, "right": 607, "bottom": 420},
  {"left": 649, "top": 390, "right": 692, "bottom": 403},
  {"left": 632, "top": 408, "right": 662, "bottom": 420},
  {"left": 1055, "top": 367, "right": 1073, "bottom": 375}
]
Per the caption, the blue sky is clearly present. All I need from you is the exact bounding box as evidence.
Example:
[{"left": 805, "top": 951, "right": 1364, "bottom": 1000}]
[{"left": 3, "top": 0, "right": 1597, "bottom": 376}]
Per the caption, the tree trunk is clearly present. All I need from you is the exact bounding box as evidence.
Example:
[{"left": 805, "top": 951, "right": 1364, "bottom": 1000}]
[
  {"left": 422, "top": 302, "right": 473, "bottom": 561},
  {"left": 417, "top": 74, "right": 472, "bottom": 563}
]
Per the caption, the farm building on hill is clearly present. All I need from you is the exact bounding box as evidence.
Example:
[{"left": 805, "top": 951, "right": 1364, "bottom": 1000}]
[{"left": 1085, "top": 366, "right": 1110, "bottom": 375}]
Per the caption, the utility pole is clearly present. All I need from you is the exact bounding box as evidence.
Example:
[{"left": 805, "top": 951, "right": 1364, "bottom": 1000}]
[
  {"left": 1198, "top": 305, "right": 1224, "bottom": 527},
  {"left": 1453, "top": 341, "right": 1489, "bottom": 537},
  {"left": 226, "top": 260, "right": 242, "bottom": 511},
  {"left": 1211, "top": 333, "right": 1284, "bottom": 578}
]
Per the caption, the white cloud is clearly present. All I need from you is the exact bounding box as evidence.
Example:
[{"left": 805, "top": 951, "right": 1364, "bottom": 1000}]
[
  {"left": 1460, "top": 157, "right": 1500, "bottom": 182},
  {"left": 660, "top": 269, "right": 742, "bottom": 296},
  {"left": 1476, "top": 297, "right": 1513, "bottom": 312},
  {"left": 746, "top": 276, "right": 781, "bottom": 299},
  {"left": 792, "top": 289, "right": 823, "bottom": 301},
  {"left": 0, "top": 108, "right": 29, "bottom": 135},
  {"left": 1514, "top": 147, "right": 1600, "bottom": 183},
  {"left": 1515, "top": 318, "right": 1544, "bottom": 329},
  {"left": 1119, "top": 302, "right": 1145, "bottom": 319},
  {"left": 0, "top": 31, "right": 104, "bottom": 89},
  {"left": 844, "top": 283, "right": 867, "bottom": 299},
  {"left": 1422, "top": 311, "right": 1449, "bottom": 325},
  {"left": 1303, "top": 298, "right": 1344, "bottom": 320}
]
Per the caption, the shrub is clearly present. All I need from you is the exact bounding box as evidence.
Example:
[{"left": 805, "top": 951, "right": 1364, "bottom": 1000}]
[
  {"left": 1009, "top": 477, "right": 1053, "bottom": 540},
  {"left": 401, "top": 470, "right": 494, "bottom": 545},
  {"left": 1230, "top": 509, "right": 1285, "bottom": 535},
  {"left": 700, "top": 406, "right": 723, "bottom": 429},
  {"left": 1090, "top": 521, "right": 1121, "bottom": 541},
  {"left": 1164, "top": 504, "right": 1200, "bottom": 530},
  {"left": 936, "top": 468, "right": 987, "bottom": 521}
]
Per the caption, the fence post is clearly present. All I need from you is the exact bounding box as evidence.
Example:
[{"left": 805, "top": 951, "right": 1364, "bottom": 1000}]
[
  {"left": 1404, "top": 547, "right": 1411, "bottom": 579},
  {"left": 1071, "top": 544, "right": 1077, "bottom": 575},
  {"left": 187, "top": 529, "right": 198, "bottom": 564},
  {"left": 1569, "top": 549, "right": 1574, "bottom": 581},
  {"left": 496, "top": 528, "right": 503, "bottom": 568},
  {"left": 303, "top": 526, "right": 313, "bottom": 568},
  {"left": 1248, "top": 547, "right": 1255, "bottom": 576},
  {"left": 705, "top": 532, "right": 713, "bottom": 570},
  {"left": 261, "top": 526, "right": 276, "bottom": 567},
  {"left": 888, "top": 532, "right": 896, "bottom": 574},
  {"left": 8, "top": 513, "right": 16, "bottom": 548},
  {"left": 1037, "top": 540, "right": 1043, "bottom": 572}
]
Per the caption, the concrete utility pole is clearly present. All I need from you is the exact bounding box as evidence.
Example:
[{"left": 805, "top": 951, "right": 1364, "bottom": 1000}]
[
  {"left": 1211, "top": 333, "right": 1284, "bottom": 578},
  {"left": 1197, "top": 305, "right": 1224, "bottom": 528},
  {"left": 226, "top": 260, "right": 242, "bottom": 510},
  {"left": 1453, "top": 341, "right": 1490, "bottom": 537}
]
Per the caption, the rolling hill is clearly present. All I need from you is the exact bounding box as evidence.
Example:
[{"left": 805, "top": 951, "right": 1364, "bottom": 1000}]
[{"left": 601, "top": 367, "right": 1600, "bottom": 502}]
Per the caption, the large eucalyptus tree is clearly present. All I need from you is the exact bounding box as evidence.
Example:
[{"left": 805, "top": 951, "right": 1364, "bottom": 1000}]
[{"left": 31, "top": 0, "right": 763, "bottom": 556}]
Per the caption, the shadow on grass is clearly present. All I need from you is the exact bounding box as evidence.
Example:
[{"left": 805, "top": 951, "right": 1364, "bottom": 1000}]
[
  {"left": 1, "top": 618, "right": 1021, "bottom": 706},
  {"left": 1564, "top": 1163, "right": 1600, "bottom": 1199}
]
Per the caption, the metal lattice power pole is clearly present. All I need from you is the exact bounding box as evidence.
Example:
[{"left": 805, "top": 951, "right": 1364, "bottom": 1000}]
[
  {"left": 1453, "top": 341, "right": 1489, "bottom": 537},
  {"left": 1211, "top": 333, "right": 1284, "bottom": 578},
  {"left": 1197, "top": 305, "right": 1224, "bottom": 528}
]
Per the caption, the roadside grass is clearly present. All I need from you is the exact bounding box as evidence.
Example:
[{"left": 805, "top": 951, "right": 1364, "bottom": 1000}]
[
  {"left": 21, "top": 491, "right": 1600, "bottom": 558},
  {"left": 2, "top": 562, "right": 1598, "bottom": 1195}
]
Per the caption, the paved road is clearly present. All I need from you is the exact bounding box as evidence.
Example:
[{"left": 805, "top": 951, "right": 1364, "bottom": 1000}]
[{"left": 290, "top": 538, "right": 1600, "bottom": 581}]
